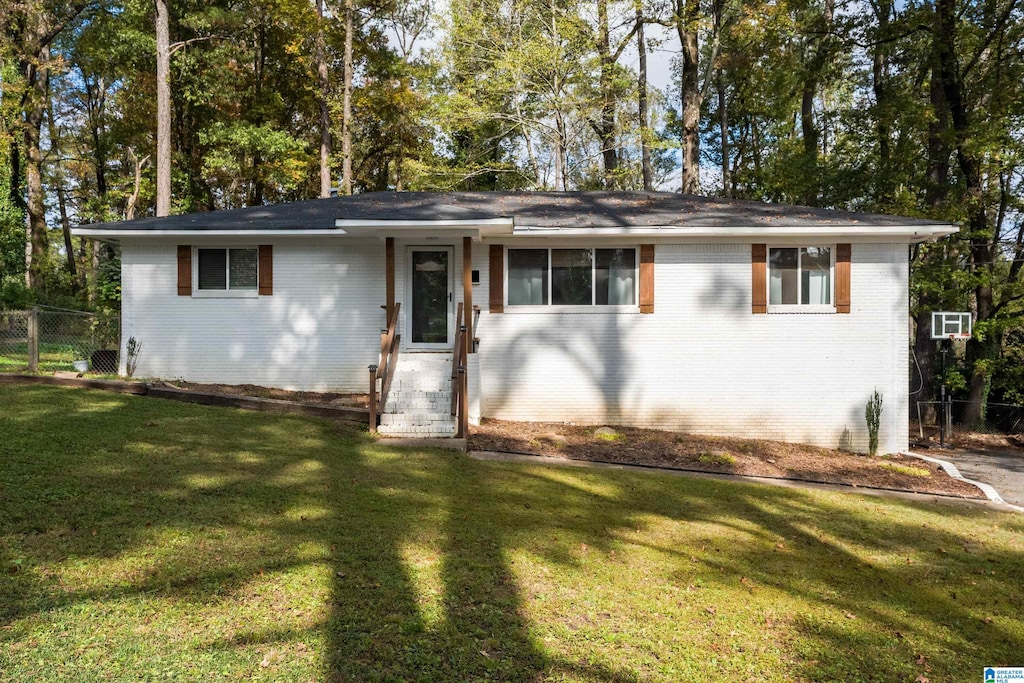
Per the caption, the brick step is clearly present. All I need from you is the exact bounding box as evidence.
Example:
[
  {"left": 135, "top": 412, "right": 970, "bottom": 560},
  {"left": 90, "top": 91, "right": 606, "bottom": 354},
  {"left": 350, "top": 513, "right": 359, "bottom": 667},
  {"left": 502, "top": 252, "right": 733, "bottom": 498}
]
[
  {"left": 378, "top": 424, "right": 456, "bottom": 437},
  {"left": 383, "top": 401, "right": 451, "bottom": 414},
  {"left": 387, "top": 390, "right": 452, "bottom": 400},
  {"left": 391, "top": 379, "right": 452, "bottom": 390},
  {"left": 380, "top": 413, "right": 452, "bottom": 426}
]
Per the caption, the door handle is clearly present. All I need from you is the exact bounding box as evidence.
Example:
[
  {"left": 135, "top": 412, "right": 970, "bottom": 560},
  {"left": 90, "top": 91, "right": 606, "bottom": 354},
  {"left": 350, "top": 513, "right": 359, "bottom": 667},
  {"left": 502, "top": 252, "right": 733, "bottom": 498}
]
[{"left": 449, "top": 292, "right": 452, "bottom": 302}]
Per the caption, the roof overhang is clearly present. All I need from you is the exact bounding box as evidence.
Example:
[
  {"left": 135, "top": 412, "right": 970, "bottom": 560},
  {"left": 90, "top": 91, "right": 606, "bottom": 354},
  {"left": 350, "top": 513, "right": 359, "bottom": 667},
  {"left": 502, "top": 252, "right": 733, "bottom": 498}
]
[
  {"left": 510, "top": 223, "right": 958, "bottom": 243},
  {"left": 73, "top": 219, "right": 957, "bottom": 244},
  {"left": 332, "top": 218, "right": 515, "bottom": 237},
  {"left": 71, "top": 228, "right": 343, "bottom": 240}
]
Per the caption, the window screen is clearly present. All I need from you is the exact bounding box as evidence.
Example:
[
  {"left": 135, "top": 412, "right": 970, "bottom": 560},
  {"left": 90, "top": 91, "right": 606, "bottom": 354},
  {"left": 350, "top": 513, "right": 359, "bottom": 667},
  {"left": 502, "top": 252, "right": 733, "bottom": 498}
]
[
  {"left": 197, "top": 249, "right": 228, "bottom": 290},
  {"left": 229, "top": 249, "right": 259, "bottom": 289}
]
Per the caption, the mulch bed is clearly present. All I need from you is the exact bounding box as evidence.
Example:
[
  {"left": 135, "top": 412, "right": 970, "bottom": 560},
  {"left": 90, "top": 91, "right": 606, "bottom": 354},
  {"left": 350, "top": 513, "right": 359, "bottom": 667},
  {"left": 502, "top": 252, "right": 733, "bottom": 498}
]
[
  {"left": 469, "top": 419, "right": 984, "bottom": 499},
  {"left": 157, "top": 381, "right": 369, "bottom": 408}
]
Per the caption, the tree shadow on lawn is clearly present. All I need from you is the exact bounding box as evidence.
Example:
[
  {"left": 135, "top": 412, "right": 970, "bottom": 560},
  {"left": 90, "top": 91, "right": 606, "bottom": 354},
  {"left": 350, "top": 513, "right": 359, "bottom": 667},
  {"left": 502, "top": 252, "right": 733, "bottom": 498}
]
[{"left": 1, "top": 385, "right": 1023, "bottom": 681}]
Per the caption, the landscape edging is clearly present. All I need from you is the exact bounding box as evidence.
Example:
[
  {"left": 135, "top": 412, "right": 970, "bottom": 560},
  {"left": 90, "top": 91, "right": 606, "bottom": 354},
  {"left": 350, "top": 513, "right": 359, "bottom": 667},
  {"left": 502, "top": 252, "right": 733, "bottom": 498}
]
[
  {"left": 903, "top": 450, "right": 1024, "bottom": 513},
  {"left": 0, "top": 373, "right": 369, "bottom": 424}
]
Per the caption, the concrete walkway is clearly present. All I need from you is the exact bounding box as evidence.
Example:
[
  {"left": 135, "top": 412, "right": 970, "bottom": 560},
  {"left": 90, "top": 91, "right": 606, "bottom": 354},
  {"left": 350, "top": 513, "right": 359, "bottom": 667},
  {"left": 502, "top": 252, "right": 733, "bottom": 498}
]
[{"left": 932, "top": 448, "right": 1024, "bottom": 507}]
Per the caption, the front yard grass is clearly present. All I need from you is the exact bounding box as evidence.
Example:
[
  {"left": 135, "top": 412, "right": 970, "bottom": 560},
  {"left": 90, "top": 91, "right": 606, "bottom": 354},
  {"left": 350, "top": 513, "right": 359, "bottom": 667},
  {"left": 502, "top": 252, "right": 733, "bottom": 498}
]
[{"left": 2, "top": 385, "right": 1022, "bottom": 682}]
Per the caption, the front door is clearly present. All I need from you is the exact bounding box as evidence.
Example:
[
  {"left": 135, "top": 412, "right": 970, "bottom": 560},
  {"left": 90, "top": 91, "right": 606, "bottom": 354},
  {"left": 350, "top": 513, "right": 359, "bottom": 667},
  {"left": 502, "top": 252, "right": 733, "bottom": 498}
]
[{"left": 408, "top": 247, "right": 453, "bottom": 349}]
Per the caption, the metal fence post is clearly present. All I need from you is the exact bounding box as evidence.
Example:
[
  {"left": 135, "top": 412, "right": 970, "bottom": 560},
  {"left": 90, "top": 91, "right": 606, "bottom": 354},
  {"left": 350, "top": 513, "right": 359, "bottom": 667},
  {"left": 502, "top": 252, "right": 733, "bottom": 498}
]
[{"left": 27, "top": 306, "right": 39, "bottom": 372}]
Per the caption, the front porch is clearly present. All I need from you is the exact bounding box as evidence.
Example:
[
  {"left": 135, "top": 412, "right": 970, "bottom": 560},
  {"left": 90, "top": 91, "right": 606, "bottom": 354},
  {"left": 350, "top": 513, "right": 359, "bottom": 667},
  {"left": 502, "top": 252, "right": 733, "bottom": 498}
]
[{"left": 367, "top": 235, "right": 480, "bottom": 439}]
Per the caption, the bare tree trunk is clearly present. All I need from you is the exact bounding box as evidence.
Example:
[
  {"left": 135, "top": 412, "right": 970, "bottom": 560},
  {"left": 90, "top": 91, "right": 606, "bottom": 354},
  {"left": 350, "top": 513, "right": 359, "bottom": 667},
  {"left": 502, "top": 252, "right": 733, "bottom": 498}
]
[
  {"left": 676, "top": 0, "right": 700, "bottom": 193},
  {"left": 25, "top": 47, "right": 50, "bottom": 290},
  {"left": 554, "top": 113, "right": 568, "bottom": 191},
  {"left": 636, "top": 3, "right": 652, "bottom": 191},
  {"left": 341, "top": 0, "right": 354, "bottom": 194},
  {"left": 800, "top": 80, "right": 817, "bottom": 204},
  {"left": 316, "top": 0, "right": 332, "bottom": 198},
  {"left": 871, "top": 1, "right": 892, "bottom": 186},
  {"left": 47, "top": 94, "right": 77, "bottom": 280},
  {"left": 933, "top": 0, "right": 991, "bottom": 426},
  {"left": 125, "top": 150, "right": 151, "bottom": 221},
  {"left": 595, "top": 0, "right": 618, "bottom": 188},
  {"left": 155, "top": 0, "right": 171, "bottom": 216},
  {"left": 718, "top": 72, "right": 729, "bottom": 196}
]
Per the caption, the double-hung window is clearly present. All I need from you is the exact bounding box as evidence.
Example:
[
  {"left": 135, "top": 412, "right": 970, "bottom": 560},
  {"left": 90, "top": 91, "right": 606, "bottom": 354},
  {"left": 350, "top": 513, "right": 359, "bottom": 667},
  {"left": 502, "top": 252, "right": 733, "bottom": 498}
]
[
  {"left": 507, "top": 248, "right": 637, "bottom": 307},
  {"left": 195, "top": 247, "right": 259, "bottom": 296},
  {"left": 768, "top": 247, "right": 833, "bottom": 308}
]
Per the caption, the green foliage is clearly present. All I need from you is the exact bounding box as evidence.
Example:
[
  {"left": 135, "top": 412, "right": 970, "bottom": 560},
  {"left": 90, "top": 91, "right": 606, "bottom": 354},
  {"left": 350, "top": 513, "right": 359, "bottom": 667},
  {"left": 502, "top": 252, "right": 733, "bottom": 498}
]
[
  {"left": 0, "top": 277, "right": 34, "bottom": 310},
  {"left": 865, "top": 390, "right": 883, "bottom": 456},
  {"left": 878, "top": 461, "right": 931, "bottom": 478}
]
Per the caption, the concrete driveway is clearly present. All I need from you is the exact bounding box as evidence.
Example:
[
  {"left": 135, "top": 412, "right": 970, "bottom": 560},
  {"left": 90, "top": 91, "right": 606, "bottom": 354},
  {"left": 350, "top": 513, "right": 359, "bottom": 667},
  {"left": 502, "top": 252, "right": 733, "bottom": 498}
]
[{"left": 938, "top": 448, "right": 1024, "bottom": 507}]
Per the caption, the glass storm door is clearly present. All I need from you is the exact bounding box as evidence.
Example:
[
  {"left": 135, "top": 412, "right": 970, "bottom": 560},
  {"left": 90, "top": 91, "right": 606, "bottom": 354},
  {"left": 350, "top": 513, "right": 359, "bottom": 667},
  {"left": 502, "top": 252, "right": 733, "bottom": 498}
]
[{"left": 409, "top": 247, "right": 453, "bottom": 348}]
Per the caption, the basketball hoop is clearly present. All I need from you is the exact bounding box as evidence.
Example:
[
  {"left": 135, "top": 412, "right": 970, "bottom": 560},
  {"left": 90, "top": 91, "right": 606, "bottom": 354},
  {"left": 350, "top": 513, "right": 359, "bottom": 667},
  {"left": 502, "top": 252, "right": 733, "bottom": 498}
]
[{"left": 948, "top": 333, "right": 971, "bottom": 342}]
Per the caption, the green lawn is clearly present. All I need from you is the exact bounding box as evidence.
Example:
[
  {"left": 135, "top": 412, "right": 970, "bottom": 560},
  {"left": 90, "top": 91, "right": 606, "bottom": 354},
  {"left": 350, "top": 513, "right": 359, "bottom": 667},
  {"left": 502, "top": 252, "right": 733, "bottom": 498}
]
[
  {"left": 1, "top": 385, "right": 1022, "bottom": 682},
  {"left": 0, "top": 342, "right": 98, "bottom": 372}
]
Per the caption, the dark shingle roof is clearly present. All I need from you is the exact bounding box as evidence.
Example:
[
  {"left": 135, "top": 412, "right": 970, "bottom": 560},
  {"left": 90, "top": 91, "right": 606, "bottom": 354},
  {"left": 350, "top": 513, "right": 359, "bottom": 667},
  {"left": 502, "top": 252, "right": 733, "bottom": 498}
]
[{"left": 81, "top": 191, "right": 951, "bottom": 231}]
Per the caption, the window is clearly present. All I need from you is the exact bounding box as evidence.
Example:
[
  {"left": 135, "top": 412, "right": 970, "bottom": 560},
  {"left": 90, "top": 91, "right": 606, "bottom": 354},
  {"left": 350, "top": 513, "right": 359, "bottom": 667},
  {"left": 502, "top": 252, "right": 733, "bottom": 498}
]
[
  {"left": 196, "top": 248, "right": 258, "bottom": 293},
  {"left": 507, "top": 248, "right": 636, "bottom": 307},
  {"left": 768, "top": 247, "right": 832, "bottom": 306}
]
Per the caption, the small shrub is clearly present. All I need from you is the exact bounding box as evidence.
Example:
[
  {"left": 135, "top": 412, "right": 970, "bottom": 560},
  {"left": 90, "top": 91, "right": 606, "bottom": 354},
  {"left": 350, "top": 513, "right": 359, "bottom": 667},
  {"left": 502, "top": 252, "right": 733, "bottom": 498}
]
[
  {"left": 698, "top": 451, "right": 735, "bottom": 466},
  {"left": 878, "top": 461, "right": 931, "bottom": 478},
  {"left": 865, "top": 390, "right": 883, "bottom": 456},
  {"left": 594, "top": 431, "right": 623, "bottom": 442},
  {"left": 125, "top": 336, "right": 142, "bottom": 378}
]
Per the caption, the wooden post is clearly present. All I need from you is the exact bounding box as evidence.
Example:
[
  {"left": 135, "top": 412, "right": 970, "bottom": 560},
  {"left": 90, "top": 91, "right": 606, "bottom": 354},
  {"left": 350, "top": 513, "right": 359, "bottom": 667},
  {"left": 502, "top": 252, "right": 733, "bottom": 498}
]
[
  {"left": 457, "top": 324, "right": 468, "bottom": 437},
  {"left": 27, "top": 306, "right": 39, "bottom": 372},
  {"left": 368, "top": 364, "right": 378, "bottom": 432},
  {"left": 463, "top": 236, "right": 473, "bottom": 353},
  {"left": 385, "top": 237, "right": 395, "bottom": 322},
  {"left": 456, "top": 365, "right": 467, "bottom": 438}
]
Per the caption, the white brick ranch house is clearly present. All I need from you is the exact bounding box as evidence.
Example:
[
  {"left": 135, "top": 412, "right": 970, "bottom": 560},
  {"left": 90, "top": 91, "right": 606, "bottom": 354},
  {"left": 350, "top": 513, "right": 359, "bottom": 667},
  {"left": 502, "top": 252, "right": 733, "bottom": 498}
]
[{"left": 74, "top": 192, "right": 957, "bottom": 453}]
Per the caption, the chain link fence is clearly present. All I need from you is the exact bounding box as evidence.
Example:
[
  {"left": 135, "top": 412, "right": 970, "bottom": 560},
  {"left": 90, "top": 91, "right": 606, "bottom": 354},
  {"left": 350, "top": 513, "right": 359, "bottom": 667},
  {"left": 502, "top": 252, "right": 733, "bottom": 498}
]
[
  {"left": 0, "top": 307, "right": 119, "bottom": 374},
  {"left": 915, "top": 399, "right": 1024, "bottom": 447}
]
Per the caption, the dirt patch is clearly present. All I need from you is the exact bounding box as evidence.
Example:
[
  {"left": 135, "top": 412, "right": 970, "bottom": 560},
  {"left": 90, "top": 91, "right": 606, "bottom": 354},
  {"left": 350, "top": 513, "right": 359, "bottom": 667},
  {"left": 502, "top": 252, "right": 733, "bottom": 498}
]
[
  {"left": 470, "top": 419, "right": 983, "bottom": 499},
  {"left": 157, "top": 381, "right": 369, "bottom": 408}
]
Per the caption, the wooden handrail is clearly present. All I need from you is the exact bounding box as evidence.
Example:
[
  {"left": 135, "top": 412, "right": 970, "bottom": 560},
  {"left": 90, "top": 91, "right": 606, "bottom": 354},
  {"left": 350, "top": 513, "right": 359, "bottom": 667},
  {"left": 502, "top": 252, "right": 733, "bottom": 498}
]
[
  {"left": 448, "top": 302, "right": 470, "bottom": 439},
  {"left": 450, "top": 303, "right": 464, "bottom": 417},
  {"left": 369, "top": 302, "right": 401, "bottom": 432}
]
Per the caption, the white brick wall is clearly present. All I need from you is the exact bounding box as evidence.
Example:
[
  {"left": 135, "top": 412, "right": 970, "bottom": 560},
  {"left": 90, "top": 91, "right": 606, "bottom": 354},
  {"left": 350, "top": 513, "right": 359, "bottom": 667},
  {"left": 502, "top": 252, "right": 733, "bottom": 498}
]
[
  {"left": 121, "top": 240, "right": 385, "bottom": 391},
  {"left": 477, "top": 242, "right": 909, "bottom": 453},
  {"left": 121, "top": 238, "right": 909, "bottom": 453}
]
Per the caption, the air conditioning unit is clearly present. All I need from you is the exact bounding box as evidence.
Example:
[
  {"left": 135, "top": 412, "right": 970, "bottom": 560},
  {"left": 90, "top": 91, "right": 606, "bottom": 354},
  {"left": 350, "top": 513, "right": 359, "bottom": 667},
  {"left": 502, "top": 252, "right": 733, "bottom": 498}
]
[{"left": 930, "top": 311, "right": 972, "bottom": 340}]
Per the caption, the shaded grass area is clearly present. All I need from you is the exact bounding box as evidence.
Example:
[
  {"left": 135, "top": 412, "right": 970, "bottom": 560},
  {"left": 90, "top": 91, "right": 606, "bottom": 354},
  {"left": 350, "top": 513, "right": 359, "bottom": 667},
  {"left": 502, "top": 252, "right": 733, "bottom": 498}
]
[{"left": 1, "top": 385, "right": 1022, "bottom": 681}]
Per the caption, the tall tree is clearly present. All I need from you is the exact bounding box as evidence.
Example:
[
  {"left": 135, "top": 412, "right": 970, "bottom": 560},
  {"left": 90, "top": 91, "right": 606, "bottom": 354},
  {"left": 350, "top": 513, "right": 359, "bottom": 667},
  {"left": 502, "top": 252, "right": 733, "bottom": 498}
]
[
  {"left": 155, "top": 0, "right": 171, "bottom": 216},
  {"left": 315, "top": 0, "right": 331, "bottom": 198},
  {"left": 341, "top": 0, "right": 354, "bottom": 194}
]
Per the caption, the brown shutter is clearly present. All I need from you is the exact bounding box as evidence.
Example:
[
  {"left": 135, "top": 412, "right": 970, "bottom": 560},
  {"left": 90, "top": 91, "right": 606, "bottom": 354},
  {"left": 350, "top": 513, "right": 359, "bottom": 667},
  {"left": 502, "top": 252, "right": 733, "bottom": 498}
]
[
  {"left": 751, "top": 244, "right": 767, "bottom": 314},
  {"left": 639, "top": 244, "right": 655, "bottom": 313},
  {"left": 177, "top": 245, "right": 191, "bottom": 296},
  {"left": 489, "top": 244, "right": 504, "bottom": 313},
  {"left": 258, "top": 245, "right": 273, "bottom": 295},
  {"left": 835, "top": 243, "right": 851, "bottom": 313}
]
